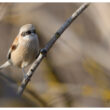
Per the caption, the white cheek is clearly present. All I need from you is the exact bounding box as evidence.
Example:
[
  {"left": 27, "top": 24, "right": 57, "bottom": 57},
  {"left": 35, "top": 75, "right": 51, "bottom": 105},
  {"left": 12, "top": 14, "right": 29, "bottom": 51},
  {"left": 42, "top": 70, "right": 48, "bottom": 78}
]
[
  {"left": 23, "top": 35, "right": 31, "bottom": 40},
  {"left": 23, "top": 34, "right": 38, "bottom": 40},
  {"left": 19, "top": 34, "right": 38, "bottom": 44},
  {"left": 20, "top": 35, "right": 38, "bottom": 44}
]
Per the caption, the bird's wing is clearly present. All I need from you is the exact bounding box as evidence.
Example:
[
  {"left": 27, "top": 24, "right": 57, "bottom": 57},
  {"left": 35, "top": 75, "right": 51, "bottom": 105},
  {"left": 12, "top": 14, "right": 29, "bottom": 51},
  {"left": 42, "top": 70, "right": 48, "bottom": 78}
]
[{"left": 7, "top": 36, "right": 19, "bottom": 60}]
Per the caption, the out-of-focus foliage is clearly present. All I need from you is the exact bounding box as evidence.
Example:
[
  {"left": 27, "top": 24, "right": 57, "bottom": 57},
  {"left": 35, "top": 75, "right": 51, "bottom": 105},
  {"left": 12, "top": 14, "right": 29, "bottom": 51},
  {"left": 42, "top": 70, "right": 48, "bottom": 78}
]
[{"left": 0, "top": 3, "right": 110, "bottom": 107}]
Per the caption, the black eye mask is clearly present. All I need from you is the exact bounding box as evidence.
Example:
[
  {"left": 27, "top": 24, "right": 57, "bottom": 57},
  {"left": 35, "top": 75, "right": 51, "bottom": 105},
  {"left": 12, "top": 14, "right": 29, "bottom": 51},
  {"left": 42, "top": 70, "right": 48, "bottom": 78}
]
[{"left": 21, "top": 30, "right": 36, "bottom": 36}]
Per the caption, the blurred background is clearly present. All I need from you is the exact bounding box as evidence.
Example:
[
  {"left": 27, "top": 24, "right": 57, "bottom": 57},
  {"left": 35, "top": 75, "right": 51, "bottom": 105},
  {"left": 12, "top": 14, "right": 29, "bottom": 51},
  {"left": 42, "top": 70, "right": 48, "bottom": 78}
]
[{"left": 0, "top": 3, "right": 110, "bottom": 107}]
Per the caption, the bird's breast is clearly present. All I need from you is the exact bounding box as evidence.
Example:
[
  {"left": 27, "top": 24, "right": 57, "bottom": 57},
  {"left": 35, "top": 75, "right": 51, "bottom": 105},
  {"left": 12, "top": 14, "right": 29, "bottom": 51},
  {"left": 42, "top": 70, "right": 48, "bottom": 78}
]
[{"left": 11, "top": 36, "right": 39, "bottom": 68}]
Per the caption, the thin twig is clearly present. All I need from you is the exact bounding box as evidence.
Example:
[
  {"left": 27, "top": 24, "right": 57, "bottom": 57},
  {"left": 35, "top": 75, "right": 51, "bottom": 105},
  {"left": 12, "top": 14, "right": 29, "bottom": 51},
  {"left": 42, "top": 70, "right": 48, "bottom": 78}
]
[{"left": 17, "top": 3, "right": 90, "bottom": 96}]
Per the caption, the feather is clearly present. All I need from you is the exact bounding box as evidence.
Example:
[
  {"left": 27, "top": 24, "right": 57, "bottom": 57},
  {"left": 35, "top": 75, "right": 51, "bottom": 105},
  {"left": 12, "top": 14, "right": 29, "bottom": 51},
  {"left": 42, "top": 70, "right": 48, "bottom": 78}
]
[
  {"left": 0, "top": 61, "right": 11, "bottom": 70},
  {"left": 7, "top": 36, "right": 19, "bottom": 60}
]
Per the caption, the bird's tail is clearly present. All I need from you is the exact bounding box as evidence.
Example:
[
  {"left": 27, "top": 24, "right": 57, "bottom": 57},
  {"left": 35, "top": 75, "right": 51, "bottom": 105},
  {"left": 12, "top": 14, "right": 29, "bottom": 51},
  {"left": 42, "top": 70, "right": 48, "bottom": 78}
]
[{"left": 0, "top": 61, "right": 11, "bottom": 70}]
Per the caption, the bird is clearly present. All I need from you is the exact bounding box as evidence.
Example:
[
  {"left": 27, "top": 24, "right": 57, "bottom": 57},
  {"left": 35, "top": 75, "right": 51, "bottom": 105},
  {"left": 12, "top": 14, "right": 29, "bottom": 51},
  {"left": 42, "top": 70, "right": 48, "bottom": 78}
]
[{"left": 0, "top": 24, "right": 39, "bottom": 76}]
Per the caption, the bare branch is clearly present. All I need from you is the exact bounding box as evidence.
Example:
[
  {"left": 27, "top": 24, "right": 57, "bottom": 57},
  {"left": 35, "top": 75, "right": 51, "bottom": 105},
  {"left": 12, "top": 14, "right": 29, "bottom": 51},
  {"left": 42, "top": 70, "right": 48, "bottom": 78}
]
[{"left": 17, "top": 3, "right": 90, "bottom": 96}]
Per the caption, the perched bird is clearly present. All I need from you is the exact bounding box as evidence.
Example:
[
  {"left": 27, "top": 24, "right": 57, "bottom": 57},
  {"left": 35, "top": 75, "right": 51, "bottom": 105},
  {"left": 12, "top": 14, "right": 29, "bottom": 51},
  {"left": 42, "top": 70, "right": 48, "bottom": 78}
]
[{"left": 0, "top": 24, "right": 39, "bottom": 75}]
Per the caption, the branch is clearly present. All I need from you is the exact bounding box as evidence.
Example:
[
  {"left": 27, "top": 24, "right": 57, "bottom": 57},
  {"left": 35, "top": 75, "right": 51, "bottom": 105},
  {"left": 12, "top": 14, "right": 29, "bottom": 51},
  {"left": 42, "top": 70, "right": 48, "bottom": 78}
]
[{"left": 17, "top": 3, "right": 90, "bottom": 96}]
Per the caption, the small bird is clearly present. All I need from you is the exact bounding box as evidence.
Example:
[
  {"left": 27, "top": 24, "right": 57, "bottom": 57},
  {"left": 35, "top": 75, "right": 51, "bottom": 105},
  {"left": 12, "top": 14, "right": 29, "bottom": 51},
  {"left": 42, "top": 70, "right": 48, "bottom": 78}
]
[{"left": 0, "top": 24, "right": 39, "bottom": 76}]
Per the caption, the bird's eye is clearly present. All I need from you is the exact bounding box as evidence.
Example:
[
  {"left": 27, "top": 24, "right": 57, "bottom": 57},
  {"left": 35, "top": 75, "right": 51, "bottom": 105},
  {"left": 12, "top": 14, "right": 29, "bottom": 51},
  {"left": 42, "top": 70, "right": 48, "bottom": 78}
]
[
  {"left": 26, "top": 31, "right": 31, "bottom": 35},
  {"left": 21, "top": 30, "right": 33, "bottom": 37}
]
